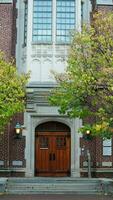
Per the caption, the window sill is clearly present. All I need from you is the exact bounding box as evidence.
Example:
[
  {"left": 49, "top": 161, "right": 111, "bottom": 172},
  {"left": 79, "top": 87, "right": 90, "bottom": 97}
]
[{"left": 31, "top": 42, "right": 53, "bottom": 45}]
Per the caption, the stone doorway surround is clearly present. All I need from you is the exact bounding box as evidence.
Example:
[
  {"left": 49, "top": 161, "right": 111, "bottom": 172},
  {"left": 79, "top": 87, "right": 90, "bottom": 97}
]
[
  {"left": 22, "top": 84, "right": 82, "bottom": 178},
  {"left": 23, "top": 109, "right": 82, "bottom": 178}
]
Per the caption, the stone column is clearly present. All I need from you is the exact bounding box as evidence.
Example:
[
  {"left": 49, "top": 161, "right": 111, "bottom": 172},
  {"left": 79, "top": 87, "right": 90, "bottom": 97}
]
[
  {"left": 24, "top": 112, "right": 34, "bottom": 177},
  {"left": 71, "top": 118, "right": 82, "bottom": 177},
  {"left": 76, "top": 0, "right": 81, "bottom": 31}
]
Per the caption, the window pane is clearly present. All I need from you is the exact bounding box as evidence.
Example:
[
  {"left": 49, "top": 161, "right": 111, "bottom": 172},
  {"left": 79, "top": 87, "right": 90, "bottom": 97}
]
[
  {"left": 103, "top": 139, "right": 112, "bottom": 156},
  {"left": 56, "top": 137, "right": 66, "bottom": 148},
  {"left": 103, "top": 139, "right": 112, "bottom": 146},
  {"left": 39, "top": 137, "right": 49, "bottom": 148},
  {"left": 103, "top": 147, "right": 112, "bottom": 156},
  {"left": 56, "top": 0, "right": 75, "bottom": 44},
  {"left": 33, "top": 0, "right": 52, "bottom": 43}
]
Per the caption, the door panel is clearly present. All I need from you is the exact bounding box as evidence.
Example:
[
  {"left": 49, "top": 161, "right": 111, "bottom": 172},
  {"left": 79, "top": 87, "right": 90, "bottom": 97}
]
[
  {"left": 35, "top": 135, "right": 50, "bottom": 172},
  {"left": 55, "top": 136, "right": 70, "bottom": 172},
  {"left": 35, "top": 132, "right": 70, "bottom": 176}
]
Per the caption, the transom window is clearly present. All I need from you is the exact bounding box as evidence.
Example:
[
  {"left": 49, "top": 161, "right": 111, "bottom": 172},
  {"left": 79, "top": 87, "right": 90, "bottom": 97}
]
[
  {"left": 33, "top": 0, "right": 52, "bottom": 43},
  {"left": 56, "top": 0, "right": 75, "bottom": 43}
]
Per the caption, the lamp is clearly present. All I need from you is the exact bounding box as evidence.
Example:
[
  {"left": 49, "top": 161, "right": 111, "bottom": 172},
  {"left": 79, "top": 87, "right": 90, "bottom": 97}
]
[
  {"left": 84, "top": 130, "right": 92, "bottom": 177},
  {"left": 86, "top": 130, "right": 91, "bottom": 135},
  {"left": 15, "top": 122, "right": 22, "bottom": 138},
  {"left": 83, "top": 130, "right": 92, "bottom": 141}
]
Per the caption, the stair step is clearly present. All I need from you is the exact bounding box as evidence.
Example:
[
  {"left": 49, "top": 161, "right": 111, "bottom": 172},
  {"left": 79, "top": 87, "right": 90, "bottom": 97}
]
[
  {"left": 7, "top": 189, "right": 99, "bottom": 195},
  {"left": 7, "top": 183, "right": 99, "bottom": 186},
  {"left": 5, "top": 178, "right": 108, "bottom": 195}
]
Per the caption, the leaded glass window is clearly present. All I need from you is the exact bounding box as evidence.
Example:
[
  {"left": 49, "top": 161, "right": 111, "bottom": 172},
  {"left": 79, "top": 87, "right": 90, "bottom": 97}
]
[
  {"left": 39, "top": 137, "right": 49, "bottom": 148},
  {"left": 56, "top": 0, "right": 75, "bottom": 43},
  {"left": 33, "top": 0, "right": 52, "bottom": 43},
  {"left": 56, "top": 137, "right": 66, "bottom": 148}
]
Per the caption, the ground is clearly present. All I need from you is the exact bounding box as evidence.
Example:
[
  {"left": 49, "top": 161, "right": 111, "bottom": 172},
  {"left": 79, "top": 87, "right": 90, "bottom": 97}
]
[{"left": 0, "top": 194, "right": 112, "bottom": 200}]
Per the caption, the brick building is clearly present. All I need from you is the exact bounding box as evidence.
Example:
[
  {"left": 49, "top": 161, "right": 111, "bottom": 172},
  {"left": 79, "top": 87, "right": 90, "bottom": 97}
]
[
  {"left": 0, "top": 0, "right": 25, "bottom": 177},
  {"left": 0, "top": 0, "right": 113, "bottom": 178}
]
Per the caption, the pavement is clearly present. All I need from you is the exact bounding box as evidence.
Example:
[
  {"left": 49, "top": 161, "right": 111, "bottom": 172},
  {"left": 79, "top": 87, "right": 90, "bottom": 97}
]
[{"left": 0, "top": 194, "right": 112, "bottom": 200}]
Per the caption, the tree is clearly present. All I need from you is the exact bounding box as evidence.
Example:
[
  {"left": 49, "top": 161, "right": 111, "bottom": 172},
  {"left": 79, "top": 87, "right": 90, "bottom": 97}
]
[
  {"left": 49, "top": 12, "right": 113, "bottom": 139},
  {"left": 0, "top": 52, "right": 29, "bottom": 133}
]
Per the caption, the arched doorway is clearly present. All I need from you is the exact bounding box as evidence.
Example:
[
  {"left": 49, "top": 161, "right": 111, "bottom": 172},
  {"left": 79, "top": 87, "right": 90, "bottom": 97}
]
[{"left": 35, "top": 121, "right": 71, "bottom": 177}]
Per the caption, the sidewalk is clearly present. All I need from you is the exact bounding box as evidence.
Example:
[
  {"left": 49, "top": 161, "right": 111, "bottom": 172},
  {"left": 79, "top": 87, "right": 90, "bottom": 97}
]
[{"left": 0, "top": 194, "right": 112, "bottom": 200}]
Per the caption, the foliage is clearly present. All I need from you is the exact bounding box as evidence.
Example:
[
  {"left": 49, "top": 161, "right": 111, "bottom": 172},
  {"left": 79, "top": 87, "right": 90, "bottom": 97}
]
[
  {"left": 0, "top": 52, "right": 29, "bottom": 133},
  {"left": 49, "top": 12, "right": 113, "bottom": 139}
]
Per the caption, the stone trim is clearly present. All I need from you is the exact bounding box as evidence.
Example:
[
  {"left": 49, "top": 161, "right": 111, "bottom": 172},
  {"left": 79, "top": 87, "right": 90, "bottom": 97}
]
[
  {"left": 102, "top": 162, "right": 112, "bottom": 167},
  {"left": 12, "top": 161, "right": 23, "bottom": 167},
  {"left": 0, "top": 0, "right": 12, "bottom": 3},
  {"left": 97, "top": 0, "right": 113, "bottom": 5},
  {"left": 0, "top": 161, "right": 4, "bottom": 166},
  {"left": 81, "top": 168, "right": 113, "bottom": 172},
  {"left": 0, "top": 168, "right": 26, "bottom": 172},
  {"left": 24, "top": 112, "right": 82, "bottom": 177}
]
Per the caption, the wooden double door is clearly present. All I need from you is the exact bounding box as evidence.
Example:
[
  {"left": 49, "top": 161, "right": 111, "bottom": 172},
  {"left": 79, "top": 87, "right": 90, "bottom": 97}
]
[{"left": 35, "top": 132, "right": 70, "bottom": 177}]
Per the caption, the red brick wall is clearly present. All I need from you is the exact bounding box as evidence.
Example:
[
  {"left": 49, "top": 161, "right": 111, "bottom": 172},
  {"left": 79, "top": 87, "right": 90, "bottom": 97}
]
[
  {"left": 0, "top": 113, "right": 25, "bottom": 174},
  {"left": 11, "top": 0, "right": 17, "bottom": 57},
  {"left": 0, "top": 3, "right": 16, "bottom": 59},
  {"left": 80, "top": 136, "right": 113, "bottom": 178},
  {"left": 97, "top": 5, "right": 113, "bottom": 12},
  {"left": 0, "top": 2, "right": 25, "bottom": 177}
]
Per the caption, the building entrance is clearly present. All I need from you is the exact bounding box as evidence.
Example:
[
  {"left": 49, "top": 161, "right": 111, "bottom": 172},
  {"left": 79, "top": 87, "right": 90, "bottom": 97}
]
[{"left": 35, "top": 122, "right": 71, "bottom": 177}]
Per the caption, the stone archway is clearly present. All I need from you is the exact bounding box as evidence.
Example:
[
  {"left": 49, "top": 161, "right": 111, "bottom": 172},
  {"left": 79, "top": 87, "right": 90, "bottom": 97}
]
[{"left": 35, "top": 121, "right": 71, "bottom": 177}]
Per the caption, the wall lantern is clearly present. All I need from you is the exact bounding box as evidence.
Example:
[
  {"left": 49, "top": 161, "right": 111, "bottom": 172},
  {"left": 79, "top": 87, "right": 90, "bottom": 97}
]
[
  {"left": 86, "top": 130, "right": 91, "bottom": 135},
  {"left": 84, "top": 130, "right": 92, "bottom": 141},
  {"left": 15, "top": 122, "right": 22, "bottom": 139}
]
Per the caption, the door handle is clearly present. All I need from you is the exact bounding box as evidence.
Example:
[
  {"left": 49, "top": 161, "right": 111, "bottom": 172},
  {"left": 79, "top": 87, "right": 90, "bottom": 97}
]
[
  {"left": 53, "top": 153, "right": 55, "bottom": 161},
  {"left": 49, "top": 153, "right": 52, "bottom": 161},
  {"left": 49, "top": 153, "right": 55, "bottom": 161}
]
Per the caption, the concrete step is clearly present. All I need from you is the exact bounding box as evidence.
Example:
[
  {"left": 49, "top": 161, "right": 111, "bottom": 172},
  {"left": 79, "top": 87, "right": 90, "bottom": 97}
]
[
  {"left": 7, "top": 182, "right": 99, "bottom": 186},
  {"left": 7, "top": 185, "right": 99, "bottom": 191},
  {"left": 7, "top": 177, "right": 100, "bottom": 183},
  {"left": 6, "top": 189, "right": 99, "bottom": 195},
  {"left": 4, "top": 177, "right": 113, "bottom": 195},
  {"left": 6, "top": 178, "right": 101, "bottom": 194}
]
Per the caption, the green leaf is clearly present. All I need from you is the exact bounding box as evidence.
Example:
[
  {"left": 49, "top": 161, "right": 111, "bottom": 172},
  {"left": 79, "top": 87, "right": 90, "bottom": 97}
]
[{"left": 49, "top": 12, "right": 113, "bottom": 139}]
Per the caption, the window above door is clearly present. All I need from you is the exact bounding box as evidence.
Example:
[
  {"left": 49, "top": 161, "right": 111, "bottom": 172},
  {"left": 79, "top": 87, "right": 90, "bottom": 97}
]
[{"left": 32, "top": 0, "right": 76, "bottom": 44}]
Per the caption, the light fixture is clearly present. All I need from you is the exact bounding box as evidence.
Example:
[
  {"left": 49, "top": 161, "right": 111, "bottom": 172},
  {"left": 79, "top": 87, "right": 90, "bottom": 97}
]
[
  {"left": 15, "top": 122, "right": 22, "bottom": 138},
  {"left": 83, "top": 129, "right": 93, "bottom": 141},
  {"left": 86, "top": 130, "right": 91, "bottom": 135}
]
